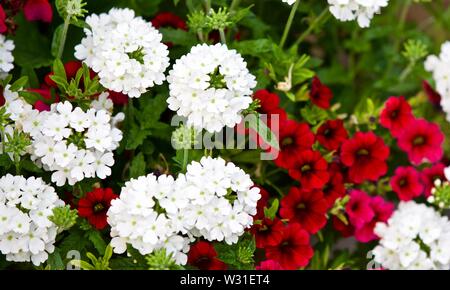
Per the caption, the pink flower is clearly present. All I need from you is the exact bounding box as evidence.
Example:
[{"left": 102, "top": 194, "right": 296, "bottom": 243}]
[
  {"left": 23, "top": 0, "right": 52, "bottom": 23},
  {"left": 0, "top": 5, "right": 7, "bottom": 34},
  {"left": 397, "top": 119, "right": 444, "bottom": 165},
  {"left": 354, "top": 196, "right": 394, "bottom": 243},
  {"left": 345, "top": 190, "right": 374, "bottom": 228}
]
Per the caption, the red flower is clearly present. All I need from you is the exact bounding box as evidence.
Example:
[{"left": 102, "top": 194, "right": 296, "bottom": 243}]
[
  {"left": 0, "top": 5, "right": 7, "bottom": 34},
  {"left": 280, "top": 187, "right": 328, "bottom": 234},
  {"left": 310, "top": 76, "right": 333, "bottom": 109},
  {"left": 273, "top": 120, "right": 315, "bottom": 168},
  {"left": 107, "top": 90, "right": 129, "bottom": 106},
  {"left": 288, "top": 150, "right": 329, "bottom": 190},
  {"left": 187, "top": 241, "right": 227, "bottom": 270},
  {"left": 256, "top": 260, "right": 284, "bottom": 270},
  {"left": 77, "top": 188, "right": 118, "bottom": 230},
  {"left": 379, "top": 96, "right": 414, "bottom": 136},
  {"left": 151, "top": 12, "right": 187, "bottom": 30},
  {"left": 422, "top": 80, "right": 441, "bottom": 107},
  {"left": 27, "top": 87, "right": 59, "bottom": 112},
  {"left": 354, "top": 196, "right": 394, "bottom": 243},
  {"left": 265, "top": 223, "right": 314, "bottom": 269},
  {"left": 340, "top": 132, "right": 390, "bottom": 184},
  {"left": 422, "top": 163, "right": 445, "bottom": 197},
  {"left": 250, "top": 217, "right": 284, "bottom": 248},
  {"left": 254, "top": 186, "right": 270, "bottom": 220},
  {"left": 390, "top": 166, "right": 424, "bottom": 201},
  {"left": 23, "top": 0, "right": 52, "bottom": 23},
  {"left": 322, "top": 164, "right": 346, "bottom": 208},
  {"left": 45, "top": 61, "right": 83, "bottom": 87},
  {"left": 332, "top": 216, "right": 354, "bottom": 238},
  {"left": 316, "top": 119, "right": 348, "bottom": 151},
  {"left": 397, "top": 119, "right": 444, "bottom": 165},
  {"left": 345, "top": 190, "right": 374, "bottom": 229}
]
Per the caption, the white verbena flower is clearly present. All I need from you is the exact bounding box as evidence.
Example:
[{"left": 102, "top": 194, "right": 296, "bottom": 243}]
[
  {"left": 0, "top": 174, "right": 64, "bottom": 266},
  {"left": 167, "top": 43, "right": 256, "bottom": 133},
  {"left": 0, "top": 34, "right": 14, "bottom": 79},
  {"left": 425, "top": 41, "right": 450, "bottom": 122},
  {"left": 107, "top": 156, "right": 260, "bottom": 265},
  {"left": 75, "top": 8, "right": 170, "bottom": 98},
  {"left": 22, "top": 100, "right": 123, "bottom": 186},
  {"left": 327, "top": 0, "right": 390, "bottom": 28},
  {"left": 372, "top": 201, "right": 450, "bottom": 270}
]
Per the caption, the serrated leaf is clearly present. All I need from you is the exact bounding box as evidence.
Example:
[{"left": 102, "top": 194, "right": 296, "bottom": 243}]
[
  {"left": 129, "top": 152, "right": 146, "bottom": 178},
  {"left": 47, "top": 248, "right": 65, "bottom": 270},
  {"left": 87, "top": 230, "right": 107, "bottom": 255}
]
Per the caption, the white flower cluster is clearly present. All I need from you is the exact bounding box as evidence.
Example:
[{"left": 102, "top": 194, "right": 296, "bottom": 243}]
[
  {"left": 75, "top": 8, "right": 170, "bottom": 98},
  {"left": 372, "top": 201, "right": 450, "bottom": 270},
  {"left": 0, "top": 34, "right": 14, "bottom": 79},
  {"left": 281, "top": 0, "right": 297, "bottom": 5},
  {"left": 0, "top": 174, "right": 64, "bottom": 266},
  {"left": 107, "top": 157, "right": 260, "bottom": 265},
  {"left": 327, "top": 0, "right": 389, "bottom": 28},
  {"left": 425, "top": 41, "right": 450, "bottom": 121},
  {"left": 167, "top": 44, "right": 256, "bottom": 133},
  {"left": 21, "top": 96, "right": 123, "bottom": 186}
]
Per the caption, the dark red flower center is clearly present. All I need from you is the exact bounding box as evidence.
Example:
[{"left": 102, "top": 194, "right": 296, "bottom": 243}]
[
  {"left": 390, "top": 109, "right": 399, "bottom": 120},
  {"left": 398, "top": 178, "right": 408, "bottom": 187},
  {"left": 195, "top": 256, "right": 213, "bottom": 269},
  {"left": 323, "top": 128, "right": 333, "bottom": 138},
  {"left": 356, "top": 148, "right": 370, "bottom": 157},
  {"left": 351, "top": 202, "right": 360, "bottom": 212},
  {"left": 296, "top": 203, "right": 306, "bottom": 209},
  {"left": 301, "top": 164, "right": 312, "bottom": 173},
  {"left": 282, "top": 137, "right": 294, "bottom": 147},
  {"left": 413, "top": 136, "right": 426, "bottom": 146},
  {"left": 93, "top": 203, "right": 105, "bottom": 213}
]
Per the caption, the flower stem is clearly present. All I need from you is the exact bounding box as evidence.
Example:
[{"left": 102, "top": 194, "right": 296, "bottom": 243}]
[
  {"left": 279, "top": 0, "right": 300, "bottom": 49},
  {"left": 57, "top": 15, "right": 71, "bottom": 59},
  {"left": 230, "top": 0, "right": 241, "bottom": 11},
  {"left": 182, "top": 148, "right": 189, "bottom": 172},
  {"left": 219, "top": 28, "right": 227, "bottom": 44},
  {"left": 292, "top": 8, "right": 330, "bottom": 48}
]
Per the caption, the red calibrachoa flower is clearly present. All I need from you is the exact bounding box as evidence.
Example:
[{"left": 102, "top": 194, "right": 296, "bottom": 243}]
[
  {"left": 322, "top": 164, "right": 346, "bottom": 208},
  {"left": 310, "top": 76, "right": 333, "bottom": 109},
  {"left": 77, "top": 188, "right": 118, "bottom": 230},
  {"left": 354, "top": 196, "right": 394, "bottom": 243},
  {"left": 332, "top": 216, "right": 354, "bottom": 238},
  {"left": 288, "top": 150, "right": 329, "bottom": 190},
  {"left": 250, "top": 217, "right": 284, "bottom": 248},
  {"left": 151, "top": 12, "right": 187, "bottom": 30},
  {"left": 397, "top": 119, "right": 444, "bottom": 165},
  {"left": 27, "top": 87, "right": 60, "bottom": 112},
  {"left": 345, "top": 190, "right": 374, "bottom": 228},
  {"left": 422, "top": 163, "right": 445, "bottom": 197},
  {"left": 265, "top": 223, "right": 314, "bottom": 269},
  {"left": 256, "top": 260, "right": 284, "bottom": 270},
  {"left": 340, "top": 131, "right": 390, "bottom": 184},
  {"left": 187, "top": 241, "right": 227, "bottom": 270},
  {"left": 379, "top": 96, "right": 414, "bottom": 136},
  {"left": 280, "top": 187, "right": 328, "bottom": 234},
  {"left": 0, "top": 5, "right": 7, "bottom": 34},
  {"left": 390, "top": 166, "right": 424, "bottom": 201},
  {"left": 23, "top": 0, "right": 52, "bottom": 23},
  {"left": 316, "top": 119, "right": 348, "bottom": 151},
  {"left": 254, "top": 186, "right": 270, "bottom": 220},
  {"left": 273, "top": 120, "right": 315, "bottom": 168},
  {"left": 422, "top": 80, "right": 441, "bottom": 107}
]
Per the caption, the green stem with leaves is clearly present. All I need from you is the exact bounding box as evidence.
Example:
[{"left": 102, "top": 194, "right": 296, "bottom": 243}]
[
  {"left": 292, "top": 8, "right": 330, "bottom": 47},
  {"left": 219, "top": 28, "right": 227, "bottom": 44},
  {"left": 57, "top": 15, "right": 71, "bottom": 59},
  {"left": 230, "top": 0, "right": 241, "bottom": 11},
  {"left": 279, "top": 0, "right": 300, "bottom": 49},
  {"left": 0, "top": 128, "right": 5, "bottom": 153},
  {"left": 182, "top": 148, "right": 189, "bottom": 172}
]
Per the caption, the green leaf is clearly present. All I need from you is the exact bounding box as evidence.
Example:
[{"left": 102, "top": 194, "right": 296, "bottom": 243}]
[
  {"left": 232, "top": 39, "right": 273, "bottom": 58},
  {"left": 300, "top": 105, "right": 328, "bottom": 125},
  {"left": 129, "top": 152, "right": 146, "bottom": 178},
  {"left": 263, "top": 199, "right": 279, "bottom": 220},
  {"left": 11, "top": 14, "right": 53, "bottom": 68},
  {"left": 51, "top": 24, "right": 65, "bottom": 58},
  {"left": 125, "top": 126, "right": 151, "bottom": 150},
  {"left": 47, "top": 249, "right": 65, "bottom": 270},
  {"left": 247, "top": 114, "right": 280, "bottom": 150},
  {"left": 18, "top": 91, "right": 44, "bottom": 105},
  {"left": 159, "top": 28, "right": 197, "bottom": 47},
  {"left": 20, "top": 67, "right": 39, "bottom": 88},
  {"left": 9, "top": 76, "right": 28, "bottom": 92},
  {"left": 86, "top": 230, "right": 107, "bottom": 255}
]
